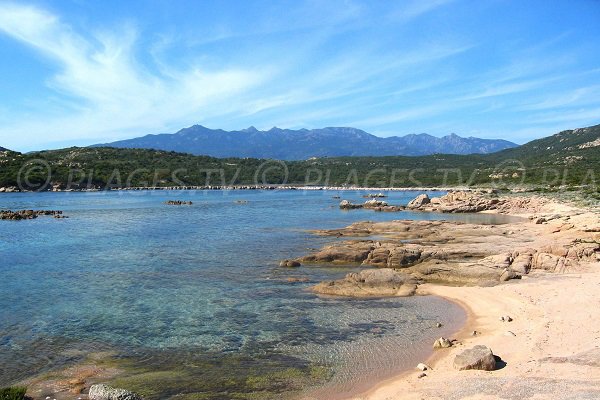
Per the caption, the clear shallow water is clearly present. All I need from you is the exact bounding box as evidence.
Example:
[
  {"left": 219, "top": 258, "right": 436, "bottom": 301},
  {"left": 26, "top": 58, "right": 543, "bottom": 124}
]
[{"left": 0, "top": 190, "right": 511, "bottom": 398}]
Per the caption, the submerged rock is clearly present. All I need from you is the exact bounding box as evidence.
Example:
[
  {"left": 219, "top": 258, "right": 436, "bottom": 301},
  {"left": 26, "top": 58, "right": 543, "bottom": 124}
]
[
  {"left": 88, "top": 384, "right": 143, "bottom": 400},
  {"left": 453, "top": 345, "right": 496, "bottom": 371}
]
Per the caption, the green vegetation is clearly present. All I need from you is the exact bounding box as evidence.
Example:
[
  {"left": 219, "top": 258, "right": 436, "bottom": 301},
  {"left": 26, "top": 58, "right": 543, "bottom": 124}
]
[
  {"left": 1, "top": 124, "right": 599, "bottom": 191},
  {"left": 0, "top": 386, "right": 27, "bottom": 400}
]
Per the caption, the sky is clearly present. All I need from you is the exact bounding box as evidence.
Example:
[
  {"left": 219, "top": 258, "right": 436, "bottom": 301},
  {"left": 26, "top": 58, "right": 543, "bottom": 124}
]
[{"left": 0, "top": 0, "right": 599, "bottom": 152}]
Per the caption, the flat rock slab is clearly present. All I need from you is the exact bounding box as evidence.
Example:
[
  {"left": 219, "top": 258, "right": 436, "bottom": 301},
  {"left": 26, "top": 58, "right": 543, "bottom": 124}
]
[
  {"left": 312, "top": 268, "right": 419, "bottom": 297},
  {"left": 454, "top": 345, "right": 497, "bottom": 371}
]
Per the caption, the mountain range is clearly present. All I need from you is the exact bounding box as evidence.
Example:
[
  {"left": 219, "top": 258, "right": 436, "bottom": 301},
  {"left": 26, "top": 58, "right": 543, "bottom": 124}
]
[
  {"left": 2, "top": 123, "right": 599, "bottom": 190},
  {"left": 93, "top": 125, "right": 518, "bottom": 160}
]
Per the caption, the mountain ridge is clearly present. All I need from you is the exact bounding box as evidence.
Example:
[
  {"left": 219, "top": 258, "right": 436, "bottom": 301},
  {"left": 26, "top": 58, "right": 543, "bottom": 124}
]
[
  {"left": 93, "top": 125, "right": 518, "bottom": 160},
  {"left": 2, "top": 123, "right": 599, "bottom": 190}
]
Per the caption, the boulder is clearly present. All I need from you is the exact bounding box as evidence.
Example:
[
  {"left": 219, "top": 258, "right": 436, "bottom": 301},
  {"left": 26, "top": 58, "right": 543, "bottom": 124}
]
[
  {"left": 300, "top": 242, "right": 375, "bottom": 264},
  {"left": 339, "top": 200, "right": 363, "bottom": 210},
  {"left": 279, "top": 259, "right": 301, "bottom": 268},
  {"left": 364, "top": 199, "right": 388, "bottom": 208},
  {"left": 433, "top": 337, "right": 453, "bottom": 349},
  {"left": 499, "top": 269, "right": 520, "bottom": 282},
  {"left": 406, "top": 194, "right": 430, "bottom": 209},
  {"left": 510, "top": 253, "right": 533, "bottom": 274},
  {"left": 88, "top": 384, "right": 143, "bottom": 400},
  {"left": 453, "top": 345, "right": 496, "bottom": 371},
  {"left": 416, "top": 363, "right": 430, "bottom": 371},
  {"left": 362, "top": 246, "right": 423, "bottom": 268}
]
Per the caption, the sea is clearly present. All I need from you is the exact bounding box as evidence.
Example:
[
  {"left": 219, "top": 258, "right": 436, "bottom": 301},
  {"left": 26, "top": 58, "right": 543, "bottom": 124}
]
[{"left": 0, "top": 190, "right": 514, "bottom": 399}]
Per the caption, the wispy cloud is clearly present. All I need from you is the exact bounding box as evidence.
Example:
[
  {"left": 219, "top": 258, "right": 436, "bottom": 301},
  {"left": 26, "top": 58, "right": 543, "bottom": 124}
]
[
  {"left": 0, "top": 2, "right": 267, "bottom": 147},
  {"left": 388, "top": 0, "right": 455, "bottom": 23},
  {"left": 0, "top": 0, "right": 598, "bottom": 149}
]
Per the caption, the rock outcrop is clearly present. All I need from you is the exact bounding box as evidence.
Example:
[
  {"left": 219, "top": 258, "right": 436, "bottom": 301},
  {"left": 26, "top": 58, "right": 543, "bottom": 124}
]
[
  {"left": 0, "top": 209, "right": 64, "bottom": 220},
  {"left": 164, "top": 200, "right": 192, "bottom": 205},
  {"left": 312, "top": 269, "right": 419, "bottom": 297},
  {"left": 88, "top": 384, "right": 143, "bottom": 400},
  {"left": 300, "top": 241, "right": 376, "bottom": 264},
  {"left": 406, "top": 193, "right": 430, "bottom": 209},
  {"left": 453, "top": 345, "right": 497, "bottom": 371},
  {"left": 339, "top": 200, "right": 363, "bottom": 210},
  {"left": 405, "top": 191, "right": 549, "bottom": 214},
  {"left": 339, "top": 199, "right": 404, "bottom": 212},
  {"left": 306, "top": 191, "right": 600, "bottom": 295},
  {"left": 279, "top": 259, "right": 301, "bottom": 268},
  {"left": 364, "top": 199, "right": 388, "bottom": 208}
]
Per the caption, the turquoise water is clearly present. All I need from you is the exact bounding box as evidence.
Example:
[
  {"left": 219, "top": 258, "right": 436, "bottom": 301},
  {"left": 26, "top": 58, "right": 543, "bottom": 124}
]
[{"left": 0, "top": 190, "right": 509, "bottom": 398}]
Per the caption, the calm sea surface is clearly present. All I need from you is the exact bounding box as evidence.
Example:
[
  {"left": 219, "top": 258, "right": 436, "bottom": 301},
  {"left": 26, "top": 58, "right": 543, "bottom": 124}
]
[{"left": 0, "top": 190, "right": 514, "bottom": 398}]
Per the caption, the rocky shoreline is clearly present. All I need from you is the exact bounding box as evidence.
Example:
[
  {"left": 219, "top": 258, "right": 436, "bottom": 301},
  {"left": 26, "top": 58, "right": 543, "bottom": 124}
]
[
  {"left": 285, "top": 191, "right": 599, "bottom": 297},
  {"left": 297, "top": 191, "right": 600, "bottom": 400},
  {"left": 0, "top": 185, "right": 466, "bottom": 193}
]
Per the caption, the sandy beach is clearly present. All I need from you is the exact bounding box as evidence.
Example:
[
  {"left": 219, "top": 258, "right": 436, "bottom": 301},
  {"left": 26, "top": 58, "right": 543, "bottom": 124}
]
[
  {"left": 354, "top": 272, "right": 600, "bottom": 399},
  {"left": 301, "top": 191, "right": 600, "bottom": 400}
]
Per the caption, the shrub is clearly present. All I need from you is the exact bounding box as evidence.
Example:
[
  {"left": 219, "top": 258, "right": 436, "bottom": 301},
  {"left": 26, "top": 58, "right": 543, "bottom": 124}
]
[{"left": 0, "top": 386, "right": 27, "bottom": 400}]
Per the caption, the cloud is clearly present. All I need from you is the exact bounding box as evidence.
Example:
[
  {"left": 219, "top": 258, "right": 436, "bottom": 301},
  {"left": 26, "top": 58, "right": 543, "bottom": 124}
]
[
  {"left": 0, "top": 1, "right": 599, "bottom": 149},
  {"left": 0, "top": 2, "right": 267, "bottom": 148},
  {"left": 389, "top": 0, "right": 455, "bottom": 23},
  {"left": 349, "top": 103, "right": 460, "bottom": 126}
]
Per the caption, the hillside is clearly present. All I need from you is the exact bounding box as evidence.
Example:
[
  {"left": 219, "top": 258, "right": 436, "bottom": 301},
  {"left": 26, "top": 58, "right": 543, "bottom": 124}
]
[
  {"left": 1, "top": 124, "right": 598, "bottom": 191},
  {"left": 93, "top": 125, "right": 517, "bottom": 159}
]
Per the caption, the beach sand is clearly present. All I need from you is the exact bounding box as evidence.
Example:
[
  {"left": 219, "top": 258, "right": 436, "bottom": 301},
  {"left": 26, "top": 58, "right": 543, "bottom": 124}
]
[
  {"left": 337, "top": 194, "right": 600, "bottom": 400},
  {"left": 352, "top": 272, "right": 600, "bottom": 399}
]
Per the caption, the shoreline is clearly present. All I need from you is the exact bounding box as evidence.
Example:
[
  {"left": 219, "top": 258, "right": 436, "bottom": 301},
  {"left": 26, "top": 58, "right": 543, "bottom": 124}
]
[
  {"left": 348, "top": 287, "right": 478, "bottom": 399},
  {"left": 299, "top": 293, "right": 467, "bottom": 400},
  {"left": 351, "top": 271, "right": 600, "bottom": 400},
  {"left": 299, "top": 191, "right": 600, "bottom": 399},
  {"left": 329, "top": 291, "right": 474, "bottom": 400},
  {"left": 0, "top": 185, "right": 472, "bottom": 193}
]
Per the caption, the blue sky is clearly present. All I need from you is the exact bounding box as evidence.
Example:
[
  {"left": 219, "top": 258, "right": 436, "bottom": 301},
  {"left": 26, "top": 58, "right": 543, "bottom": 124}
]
[{"left": 0, "top": 0, "right": 599, "bottom": 152}]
